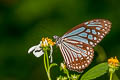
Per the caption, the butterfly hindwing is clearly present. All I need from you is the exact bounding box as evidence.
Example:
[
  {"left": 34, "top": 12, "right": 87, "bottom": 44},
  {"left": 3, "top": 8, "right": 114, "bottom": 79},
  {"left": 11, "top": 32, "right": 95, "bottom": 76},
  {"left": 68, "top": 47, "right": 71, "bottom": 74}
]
[
  {"left": 59, "top": 38, "right": 94, "bottom": 72},
  {"left": 62, "top": 19, "right": 111, "bottom": 47}
]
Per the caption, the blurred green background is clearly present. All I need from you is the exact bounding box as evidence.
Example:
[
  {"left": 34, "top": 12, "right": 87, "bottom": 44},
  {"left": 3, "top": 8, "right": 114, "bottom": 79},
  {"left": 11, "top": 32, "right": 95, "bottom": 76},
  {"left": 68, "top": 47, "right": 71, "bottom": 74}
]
[{"left": 0, "top": 0, "right": 120, "bottom": 80}]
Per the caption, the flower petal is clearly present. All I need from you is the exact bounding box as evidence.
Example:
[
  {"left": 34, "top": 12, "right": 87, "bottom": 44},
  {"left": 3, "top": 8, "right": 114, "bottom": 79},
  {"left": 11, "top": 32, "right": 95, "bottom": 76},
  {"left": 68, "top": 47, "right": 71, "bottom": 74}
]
[
  {"left": 28, "top": 46, "right": 37, "bottom": 53},
  {"left": 33, "top": 50, "right": 44, "bottom": 57},
  {"left": 40, "top": 41, "right": 42, "bottom": 45},
  {"left": 49, "top": 45, "right": 53, "bottom": 63}
]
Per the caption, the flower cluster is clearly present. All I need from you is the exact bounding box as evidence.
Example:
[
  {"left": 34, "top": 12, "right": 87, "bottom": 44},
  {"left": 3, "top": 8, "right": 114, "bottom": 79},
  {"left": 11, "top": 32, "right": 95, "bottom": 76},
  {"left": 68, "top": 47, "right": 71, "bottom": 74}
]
[
  {"left": 58, "top": 63, "right": 80, "bottom": 80},
  {"left": 108, "top": 56, "right": 120, "bottom": 68},
  {"left": 108, "top": 56, "right": 120, "bottom": 80},
  {"left": 28, "top": 37, "right": 55, "bottom": 62},
  {"left": 41, "top": 37, "right": 55, "bottom": 47}
]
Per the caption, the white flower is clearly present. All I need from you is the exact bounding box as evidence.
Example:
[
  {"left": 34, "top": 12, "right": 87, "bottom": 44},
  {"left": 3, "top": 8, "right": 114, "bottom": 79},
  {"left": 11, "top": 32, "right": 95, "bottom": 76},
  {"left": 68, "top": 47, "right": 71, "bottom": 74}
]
[
  {"left": 28, "top": 37, "right": 55, "bottom": 63},
  {"left": 28, "top": 43, "right": 44, "bottom": 57}
]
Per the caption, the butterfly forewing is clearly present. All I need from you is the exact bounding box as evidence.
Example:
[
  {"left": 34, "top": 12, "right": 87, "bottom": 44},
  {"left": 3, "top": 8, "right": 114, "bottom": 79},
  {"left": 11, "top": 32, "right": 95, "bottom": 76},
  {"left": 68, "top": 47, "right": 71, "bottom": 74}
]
[
  {"left": 62, "top": 19, "right": 111, "bottom": 47},
  {"left": 59, "top": 38, "right": 94, "bottom": 72}
]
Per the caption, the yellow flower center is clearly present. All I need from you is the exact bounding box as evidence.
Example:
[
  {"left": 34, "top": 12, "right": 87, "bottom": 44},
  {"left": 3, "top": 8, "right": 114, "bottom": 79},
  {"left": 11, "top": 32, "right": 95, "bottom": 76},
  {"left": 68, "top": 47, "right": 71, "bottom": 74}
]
[
  {"left": 108, "top": 56, "right": 119, "bottom": 67},
  {"left": 41, "top": 37, "right": 55, "bottom": 47}
]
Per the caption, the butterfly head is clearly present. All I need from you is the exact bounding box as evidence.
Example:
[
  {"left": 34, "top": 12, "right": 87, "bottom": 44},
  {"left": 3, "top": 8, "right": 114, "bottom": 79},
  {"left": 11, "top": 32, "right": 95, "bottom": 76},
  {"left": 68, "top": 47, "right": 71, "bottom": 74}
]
[
  {"left": 53, "top": 35, "right": 61, "bottom": 46},
  {"left": 53, "top": 35, "right": 59, "bottom": 40}
]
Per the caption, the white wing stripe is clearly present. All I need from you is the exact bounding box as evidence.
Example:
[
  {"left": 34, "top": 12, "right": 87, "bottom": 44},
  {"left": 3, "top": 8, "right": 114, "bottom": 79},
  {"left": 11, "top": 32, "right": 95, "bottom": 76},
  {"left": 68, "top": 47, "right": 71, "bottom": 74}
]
[
  {"left": 60, "top": 45, "right": 67, "bottom": 63},
  {"left": 64, "top": 41, "right": 87, "bottom": 54},
  {"left": 63, "top": 42, "right": 80, "bottom": 53},
  {"left": 62, "top": 43, "right": 74, "bottom": 62},
  {"left": 62, "top": 44, "right": 72, "bottom": 63},
  {"left": 81, "top": 52, "right": 87, "bottom": 57},
  {"left": 61, "top": 45, "right": 70, "bottom": 64},
  {"left": 63, "top": 41, "right": 87, "bottom": 59}
]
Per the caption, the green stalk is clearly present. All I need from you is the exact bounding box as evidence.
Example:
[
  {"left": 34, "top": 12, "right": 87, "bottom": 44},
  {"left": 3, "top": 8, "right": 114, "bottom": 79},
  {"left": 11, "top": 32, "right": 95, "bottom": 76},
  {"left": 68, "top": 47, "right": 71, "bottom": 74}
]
[
  {"left": 66, "top": 70, "right": 70, "bottom": 79},
  {"left": 45, "top": 50, "right": 50, "bottom": 68},
  {"left": 110, "top": 72, "right": 113, "bottom": 80},
  {"left": 64, "top": 69, "right": 70, "bottom": 79},
  {"left": 46, "top": 51, "right": 51, "bottom": 80},
  {"left": 43, "top": 48, "right": 51, "bottom": 80},
  {"left": 44, "top": 52, "right": 48, "bottom": 72}
]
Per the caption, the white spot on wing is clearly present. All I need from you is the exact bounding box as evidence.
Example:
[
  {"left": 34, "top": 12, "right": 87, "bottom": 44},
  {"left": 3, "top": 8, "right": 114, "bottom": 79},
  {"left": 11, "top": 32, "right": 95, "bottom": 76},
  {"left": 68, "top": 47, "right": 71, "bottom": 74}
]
[
  {"left": 86, "top": 47, "right": 89, "bottom": 50},
  {"left": 90, "top": 42, "right": 93, "bottom": 45},
  {"left": 94, "top": 37, "right": 97, "bottom": 40}
]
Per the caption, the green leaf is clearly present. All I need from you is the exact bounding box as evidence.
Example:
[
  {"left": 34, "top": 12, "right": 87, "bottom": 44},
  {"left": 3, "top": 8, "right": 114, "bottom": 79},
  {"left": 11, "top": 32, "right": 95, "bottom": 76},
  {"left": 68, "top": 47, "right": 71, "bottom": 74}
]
[{"left": 80, "top": 62, "right": 108, "bottom": 80}]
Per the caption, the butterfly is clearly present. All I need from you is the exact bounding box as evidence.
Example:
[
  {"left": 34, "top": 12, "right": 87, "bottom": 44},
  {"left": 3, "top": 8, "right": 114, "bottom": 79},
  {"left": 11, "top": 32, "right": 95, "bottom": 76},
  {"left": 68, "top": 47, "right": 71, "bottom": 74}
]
[{"left": 53, "top": 19, "right": 111, "bottom": 72}]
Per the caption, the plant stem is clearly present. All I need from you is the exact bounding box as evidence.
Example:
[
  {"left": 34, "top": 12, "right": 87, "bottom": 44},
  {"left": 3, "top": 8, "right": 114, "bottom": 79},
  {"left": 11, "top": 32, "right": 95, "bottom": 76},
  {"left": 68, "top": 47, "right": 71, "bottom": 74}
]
[
  {"left": 47, "top": 68, "right": 51, "bottom": 80},
  {"left": 44, "top": 49, "right": 51, "bottom": 80},
  {"left": 64, "top": 69, "right": 70, "bottom": 80},
  {"left": 66, "top": 70, "right": 70, "bottom": 79},
  {"left": 47, "top": 72, "right": 51, "bottom": 80},
  {"left": 110, "top": 72, "right": 113, "bottom": 80},
  {"left": 45, "top": 50, "right": 50, "bottom": 68},
  {"left": 44, "top": 52, "right": 47, "bottom": 72}
]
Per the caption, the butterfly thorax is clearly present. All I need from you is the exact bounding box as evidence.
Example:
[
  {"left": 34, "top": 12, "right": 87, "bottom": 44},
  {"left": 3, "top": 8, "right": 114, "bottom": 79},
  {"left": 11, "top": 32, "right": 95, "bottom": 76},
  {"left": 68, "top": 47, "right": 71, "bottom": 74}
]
[{"left": 53, "top": 35, "right": 63, "bottom": 46}]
